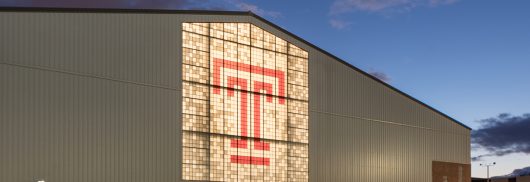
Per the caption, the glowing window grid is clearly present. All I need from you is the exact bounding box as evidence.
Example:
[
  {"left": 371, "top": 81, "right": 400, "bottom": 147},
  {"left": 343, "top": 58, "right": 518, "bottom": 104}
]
[{"left": 182, "top": 22, "right": 308, "bottom": 182}]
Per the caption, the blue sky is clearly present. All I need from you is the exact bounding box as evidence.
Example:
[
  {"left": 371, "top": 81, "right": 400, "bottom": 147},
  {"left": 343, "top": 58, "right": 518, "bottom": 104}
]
[{"left": 2, "top": 0, "right": 530, "bottom": 178}]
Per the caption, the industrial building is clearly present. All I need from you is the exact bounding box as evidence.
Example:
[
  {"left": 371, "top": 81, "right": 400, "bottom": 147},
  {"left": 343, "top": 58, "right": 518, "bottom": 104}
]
[{"left": 0, "top": 7, "right": 471, "bottom": 182}]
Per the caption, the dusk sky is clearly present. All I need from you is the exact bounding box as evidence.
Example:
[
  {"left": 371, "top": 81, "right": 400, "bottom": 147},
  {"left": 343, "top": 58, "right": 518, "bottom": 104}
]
[{"left": 2, "top": 0, "right": 530, "bottom": 178}]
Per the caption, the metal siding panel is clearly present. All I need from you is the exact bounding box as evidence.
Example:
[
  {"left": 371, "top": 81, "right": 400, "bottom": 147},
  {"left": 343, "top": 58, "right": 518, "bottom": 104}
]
[
  {"left": 0, "top": 12, "right": 179, "bottom": 88},
  {"left": 307, "top": 51, "right": 468, "bottom": 133},
  {"left": 0, "top": 64, "right": 179, "bottom": 182},
  {"left": 308, "top": 50, "right": 470, "bottom": 181},
  {"left": 308, "top": 111, "right": 442, "bottom": 182},
  {"left": 0, "top": 12, "right": 191, "bottom": 182}
]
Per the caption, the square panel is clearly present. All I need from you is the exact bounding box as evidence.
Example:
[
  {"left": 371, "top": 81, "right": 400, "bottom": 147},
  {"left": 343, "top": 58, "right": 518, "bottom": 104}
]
[
  {"left": 183, "top": 31, "right": 209, "bottom": 52},
  {"left": 182, "top": 22, "right": 309, "bottom": 182}
]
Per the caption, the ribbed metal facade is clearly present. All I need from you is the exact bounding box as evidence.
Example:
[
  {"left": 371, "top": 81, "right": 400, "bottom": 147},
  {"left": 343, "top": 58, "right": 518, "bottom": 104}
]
[{"left": 0, "top": 10, "right": 470, "bottom": 182}]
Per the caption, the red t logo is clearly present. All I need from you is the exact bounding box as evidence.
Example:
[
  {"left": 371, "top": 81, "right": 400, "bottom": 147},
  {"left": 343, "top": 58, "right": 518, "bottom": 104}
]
[{"left": 212, "top": 58, "right": 285, "bottom": 166}]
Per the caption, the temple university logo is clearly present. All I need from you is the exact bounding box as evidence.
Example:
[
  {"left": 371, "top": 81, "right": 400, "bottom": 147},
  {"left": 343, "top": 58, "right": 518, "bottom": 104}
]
[
  {"left": 212, "top": 58, "right": 285, "bottom": 166},
  {"left": 182, "top": 22, "right": 308, "bottom": 181}
]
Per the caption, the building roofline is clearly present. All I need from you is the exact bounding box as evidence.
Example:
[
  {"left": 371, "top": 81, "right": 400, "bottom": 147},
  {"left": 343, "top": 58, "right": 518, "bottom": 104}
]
[
  {"left": 0, "top": 6, "right": 472, "bottom": 130},
  {"left": 0, "top": 6, "right": 252, "bottom": 15}
]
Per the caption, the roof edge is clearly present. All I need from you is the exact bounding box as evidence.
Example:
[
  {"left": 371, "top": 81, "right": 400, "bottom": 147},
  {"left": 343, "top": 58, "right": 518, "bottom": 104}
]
[
  {"left": 0, "top": 6, "right": 250, "bottom": 15},
  {"left": 0, "top": 7, "right": 472, "bottom": 130}
]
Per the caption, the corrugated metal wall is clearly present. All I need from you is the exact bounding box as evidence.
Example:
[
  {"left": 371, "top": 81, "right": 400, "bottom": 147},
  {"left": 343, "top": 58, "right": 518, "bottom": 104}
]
[
  {"left": 308, "top": 51, "right": 470, "bottom": 182},
  {"left": 0, "top": 12, "right": 184, "bottom": 182},
  {"left": 0, "top": 10, "right": 470, "bottom": 182}
]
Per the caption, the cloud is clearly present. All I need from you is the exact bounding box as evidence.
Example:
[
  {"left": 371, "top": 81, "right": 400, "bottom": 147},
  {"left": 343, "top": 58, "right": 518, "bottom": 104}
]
[
  {"left": 472, "top": 113, "right": 530, "bottom": 159},
  {"left": 232, "top": 0, "right": 281, "bottom": 18},
  {"left": 329, "top": 19, "right": 352, "bottom": 29},
  {"left": 429, "top": 0, "right": 458, "bottom": 6},
  {"left": 471, "top": 151, "right": 513, "bottom": 162},
  {"left": 0, "top": 0, "right": 281, "bottom": 17},
  {"left": 331, "top": 0, "right": 409, "bottom": 13},
  {"left": 329, "top": 0, "right": 459, "bottom": 14},
  {"left": 471, "top": 155, "right": 487, "bottom": 162},
  {"left": 369, "top": 71, "right": 391, "bottom": 82}
]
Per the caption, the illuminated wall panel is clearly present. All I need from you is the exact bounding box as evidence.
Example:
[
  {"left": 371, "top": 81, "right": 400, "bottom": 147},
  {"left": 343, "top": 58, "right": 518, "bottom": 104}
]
[{"left": 182, "top": 22, "right": 308, "bottom": 182}]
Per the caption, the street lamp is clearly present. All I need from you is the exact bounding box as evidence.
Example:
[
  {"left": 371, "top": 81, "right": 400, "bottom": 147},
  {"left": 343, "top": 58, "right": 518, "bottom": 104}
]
[{"left": 480, "top": 162, "right": 496, "bottom": 182}]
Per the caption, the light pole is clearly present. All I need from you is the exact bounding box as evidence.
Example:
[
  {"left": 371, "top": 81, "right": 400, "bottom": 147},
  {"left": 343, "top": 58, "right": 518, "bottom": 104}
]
[{"left": 480, "top": 162, "right": 496, "bottom": 182}]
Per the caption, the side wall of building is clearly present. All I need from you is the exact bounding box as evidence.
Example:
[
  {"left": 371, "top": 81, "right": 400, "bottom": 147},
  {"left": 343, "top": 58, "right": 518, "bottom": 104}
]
[
  {"left": 308, "top": 46, "right": 471, "bottom": 182},
  {"left": 0, "top": 11, "right": 470, "bottom": 182},
  {"left": 0, "top": 11, "right": 191, "bottom": 182}
]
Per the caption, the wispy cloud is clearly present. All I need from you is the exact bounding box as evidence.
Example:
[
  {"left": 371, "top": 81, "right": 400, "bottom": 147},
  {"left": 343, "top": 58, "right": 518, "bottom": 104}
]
[
  {"left": 471, "top": 154, "right": 491, "bottom": 162},
  {"left": 329, "top": 0, "right": 460, "bottom": 14},
  {"left": 471, "top": 113, "right": 530, "bottom": 160},
  {"left": 329, "top": 19, "right": 352, "bottom": 29},
  {"left": 471, "top": 151, "right": 513, "bottom": 162},
  {"left": 429, "top": 0, "right": 458, "bottom": 6},
  {"left": 326, "top": 0, "right": 460, "bottom": 29},
  {"left": 0, "top": 0, "right": 281, "bottom": 18},
  {"left": 232, "top": 0, "right": 281, "bottom": 18},
  {"left": 369, "top": 71, "right": 391, "bottom": 82}
]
